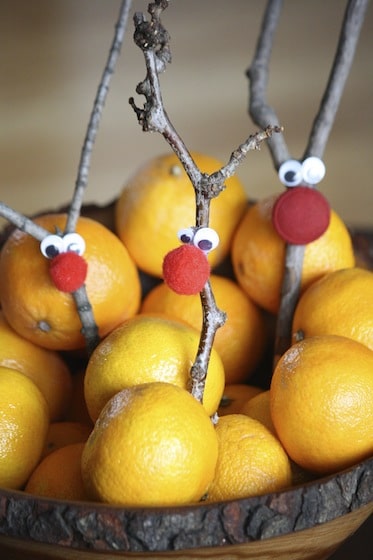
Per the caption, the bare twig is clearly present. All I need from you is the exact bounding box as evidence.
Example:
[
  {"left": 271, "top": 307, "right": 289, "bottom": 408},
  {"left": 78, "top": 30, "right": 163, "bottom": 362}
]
[
  {"left": 0, "top": 1, "right": 132, "bottom": 357},
  {"left": 304, "top": 0, "right": 369, "bottom": 159},
  {"left": 247, "top": 0, "right": 369, "bottom": 367},
  {"left": 273, "top": 244, "right": 305, "bottom": 366},
  {"left": 247, "top": 0, "right": 301, "bottom": 367},
  {"left": 246, "top": 0, "right": 289, "bottom": 169},
  {"left": 209, "top": 125, "right": 283, "bottom": 188},
  {"left": 189, "top": 282, "right": 226, "bottom": 405},
  {"left": 0, "top": 203, "right": 50, "bottom": 241},
  {"left": 72, "top": 286, "right": 100, "bottom": 355},
  {"left": 65, "top": 0, "right": 133, "bottom": 234},
  {"left": 64, "top": 0, "right": 132, "bottom": 354},
  {"left": 131, "top": 0, "right": 278, "bottom": 404}
]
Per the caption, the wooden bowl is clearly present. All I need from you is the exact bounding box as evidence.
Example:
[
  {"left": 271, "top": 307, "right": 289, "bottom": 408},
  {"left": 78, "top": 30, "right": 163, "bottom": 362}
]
[
  {"left": 0, "top": 454, "right": 372, "bottom": 560},
  {"left": 0, "top": 205, "right": 372, "bottom": 559}
]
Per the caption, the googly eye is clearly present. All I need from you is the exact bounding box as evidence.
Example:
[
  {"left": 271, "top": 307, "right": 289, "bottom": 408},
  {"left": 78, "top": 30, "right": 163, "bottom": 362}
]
[
  {"left": 40, "top": 234, "right": 65, "bottom": 259},
  {"left": 193, "top": 227, "right": 219, "bottom": 253},
  {"left": 278, "top": 160, "right": 303, "bottom": 187},
  {"left": 177, "top": 227, "right": 195, "bottom": 244},
  {"left": 301, "top": 157, "right": 326, "bottom": 185},
  {"left": 63, "top": 232, "right": 86, "bottom": 255}
]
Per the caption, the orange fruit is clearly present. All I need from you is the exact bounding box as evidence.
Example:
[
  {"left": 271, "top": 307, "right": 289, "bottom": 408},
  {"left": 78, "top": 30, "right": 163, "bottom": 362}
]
[
  {"left": 231, "top": 195, "right": 355, "bottom": 314},
  {"left": 218, "top": 384, "right": 263, "bottom": 416},
  {"left": 0, "top": 310, "right": 72, "bottom": 420},
  {"left": 141, "top": 275, "right": 267, "bottom": 383},
  {"left": 241, "top": 390, "right": 276, "bottom": 434},
  {"left": 207, "top": 414, "right": 292, "bottom": 502},
  {"left": 292, "top": 267, "right": 373, "bottom": 351},
  {"left": 42, "top": 421, "right": 92, "bottom": 458},
  {"left": 0, "top": 366, "right": 49, "bottom": 489},
  {"left": 115, "top": 152, "right": 247, "bottom": 277},
  {"left": 81, "top": 382, "right": 218, "bottom": 506},
  {"left": 270, "top": 335, "right": 373, "bottom": 473},
  {"left": 25, "top": 443, "right": 89, "bottom": 501},
  {"left": 240, "top": 391, "right": 315, "bottom": 486},
  {"left": 84, "top": 313, "right": 225, "bottom": 421},
  {"left": 0, "top": 213, "right": 141, "bottom": 350}
]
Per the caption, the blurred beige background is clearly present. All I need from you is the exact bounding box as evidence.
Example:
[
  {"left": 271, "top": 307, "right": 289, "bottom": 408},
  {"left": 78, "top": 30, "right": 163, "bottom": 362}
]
[{"left": 0, "top": 0, "right": 372, "bottom": 231}]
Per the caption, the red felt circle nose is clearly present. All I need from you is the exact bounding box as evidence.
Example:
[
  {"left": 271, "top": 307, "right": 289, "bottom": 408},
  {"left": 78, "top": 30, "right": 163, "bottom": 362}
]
[
  {"left": 272, "top": 186, "right": 331, "bottom": 245},
  {"left": 49, "top": 252, "right": 88, "bottom": 293},
  {"left": 162, "top": 244, "right": 210, "bottom": 295}
]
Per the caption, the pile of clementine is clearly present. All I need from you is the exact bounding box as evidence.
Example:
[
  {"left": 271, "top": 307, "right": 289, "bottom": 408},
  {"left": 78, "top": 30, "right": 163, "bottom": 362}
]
[{"left": 0, "top": 151, "right": 372, "bottom": 507}]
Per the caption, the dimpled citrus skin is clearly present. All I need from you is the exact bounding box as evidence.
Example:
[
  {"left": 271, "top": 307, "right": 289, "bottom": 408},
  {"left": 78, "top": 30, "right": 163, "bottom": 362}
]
[
  {"left": 206, "top": 414, "right": 292, "bottom": 502},
  {"left": 84, "top": 314, "right": 225, "bottom": 421},
  {"left": 0, "top": 214, "right": 141, "bottom": 350},
  {"left": 231, "top": 195, "right": 355, "bottom": 314},
  {"left": 0, "top": 311, "right": 73, "bottom": 421},
  {"left": 81, "top": 382, "right": 219, "bottom": 507},
  {"left": 115, "top": 152, "right": 248, "bottom": 277},
  {"left": 25, "top": 443, "right": 89, "bottom": 501},
  {"left": 270, "top": 335, "right": 373, "bottom": 474},
  {"left": 141, "top": 275, "right": 267, "bottom": 384},
  {"left": 0, "top": 366, "right": 49, "bottom": 489},
  {"left": 292, "top": 267, "right": 373, "bottom": 351}
]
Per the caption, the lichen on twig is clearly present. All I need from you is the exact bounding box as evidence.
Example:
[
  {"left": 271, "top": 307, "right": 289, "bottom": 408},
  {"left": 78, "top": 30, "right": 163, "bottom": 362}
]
[{"left": 130, "top": 0, "right": 279, "bottom": 405}]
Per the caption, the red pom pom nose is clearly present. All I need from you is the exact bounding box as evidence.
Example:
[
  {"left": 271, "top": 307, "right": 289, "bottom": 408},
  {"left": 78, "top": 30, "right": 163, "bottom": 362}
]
[
  {"left": 49, "top": 252, "right": 88, "bottom": 293},
  {"left": 272, "top": 186, "right": 331, "bottom": 245},
  {"left": 162, "top": 244, "right": 210, "bottom": 295}
]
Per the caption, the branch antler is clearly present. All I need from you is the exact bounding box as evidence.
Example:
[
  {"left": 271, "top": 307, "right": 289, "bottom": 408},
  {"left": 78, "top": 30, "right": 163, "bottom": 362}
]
[
  {"left": 304, "top": 0, "right": 369, "bottom": 159},
  {"left": 0, "top": 0, "right": 132, "bottom": 355},
  {"left": 130, "top": 0, "right": 280, "bottom": 407},
  {"left": 247, "top": 0, "right": 369, "bottom": 365},
  {"left": 65, "top": 0, "right": 133, "bottom": 234},
  {"left": 247, "top": 0, "right": 289, "bottom": 169}
]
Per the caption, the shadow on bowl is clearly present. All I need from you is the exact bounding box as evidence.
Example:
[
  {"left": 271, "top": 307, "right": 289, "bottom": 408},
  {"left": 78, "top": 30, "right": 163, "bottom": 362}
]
[{"left": 0, "top": 454, "right": 372, "bottom": 560}]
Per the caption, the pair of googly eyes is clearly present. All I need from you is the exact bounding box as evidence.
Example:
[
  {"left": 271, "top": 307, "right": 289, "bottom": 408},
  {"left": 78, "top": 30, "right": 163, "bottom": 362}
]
[
  {"left": 177, "top": 227, "right": 219, "bottom": 253},
  {"left": 278, "top": 156, "right": 326, "bottom": 187},
  {"left": 40, "top": 233, "right": 86, "bottom": 259}
]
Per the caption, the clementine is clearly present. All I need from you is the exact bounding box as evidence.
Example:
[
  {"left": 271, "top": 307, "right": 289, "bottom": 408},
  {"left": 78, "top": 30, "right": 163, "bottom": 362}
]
[
  {"left": 115, "top": 152, "right": 247, "bottom": 277},
  {"left": 231, "top": 195, "right": 355, "bottom": 314},
  {"left": 81, "top": 382, "right": 218, "bottom": 506},
  {"left": 25, "top": 443, "right": 89, "bottom": 501},
  {"left": 292, "top": 267, "right": 373, "bottom": 350},
  {"left": 0, "top": 310, "right": 72, "bottom": 421},
  {"left": 141, "top": 274, "right": 267, "bottom": 383},
  {"left": 270, "top": 335, "right": 373, "bottom": 473},
  {"left": 84, "top": 313, "right": 225, "bottom": 421},
  {"left": 0, "top": 214, "right": 141, "bottom": 350},
  {"left": 0, "top": 366, "right": 49, "bottom": 489},
  {"left": 207, "top": 414, "right": 292, "bottom": 501}
]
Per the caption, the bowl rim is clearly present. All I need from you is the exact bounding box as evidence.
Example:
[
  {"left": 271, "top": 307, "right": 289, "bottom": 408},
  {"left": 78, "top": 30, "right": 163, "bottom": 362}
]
[{"left": 0, "top": 454, "right": 372, "bottom": 554}]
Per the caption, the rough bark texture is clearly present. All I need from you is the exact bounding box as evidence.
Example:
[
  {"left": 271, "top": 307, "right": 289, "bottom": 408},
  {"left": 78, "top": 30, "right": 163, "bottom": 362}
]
[{"left": 0, "top": 456, "right": 371, "bottom": 553}]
